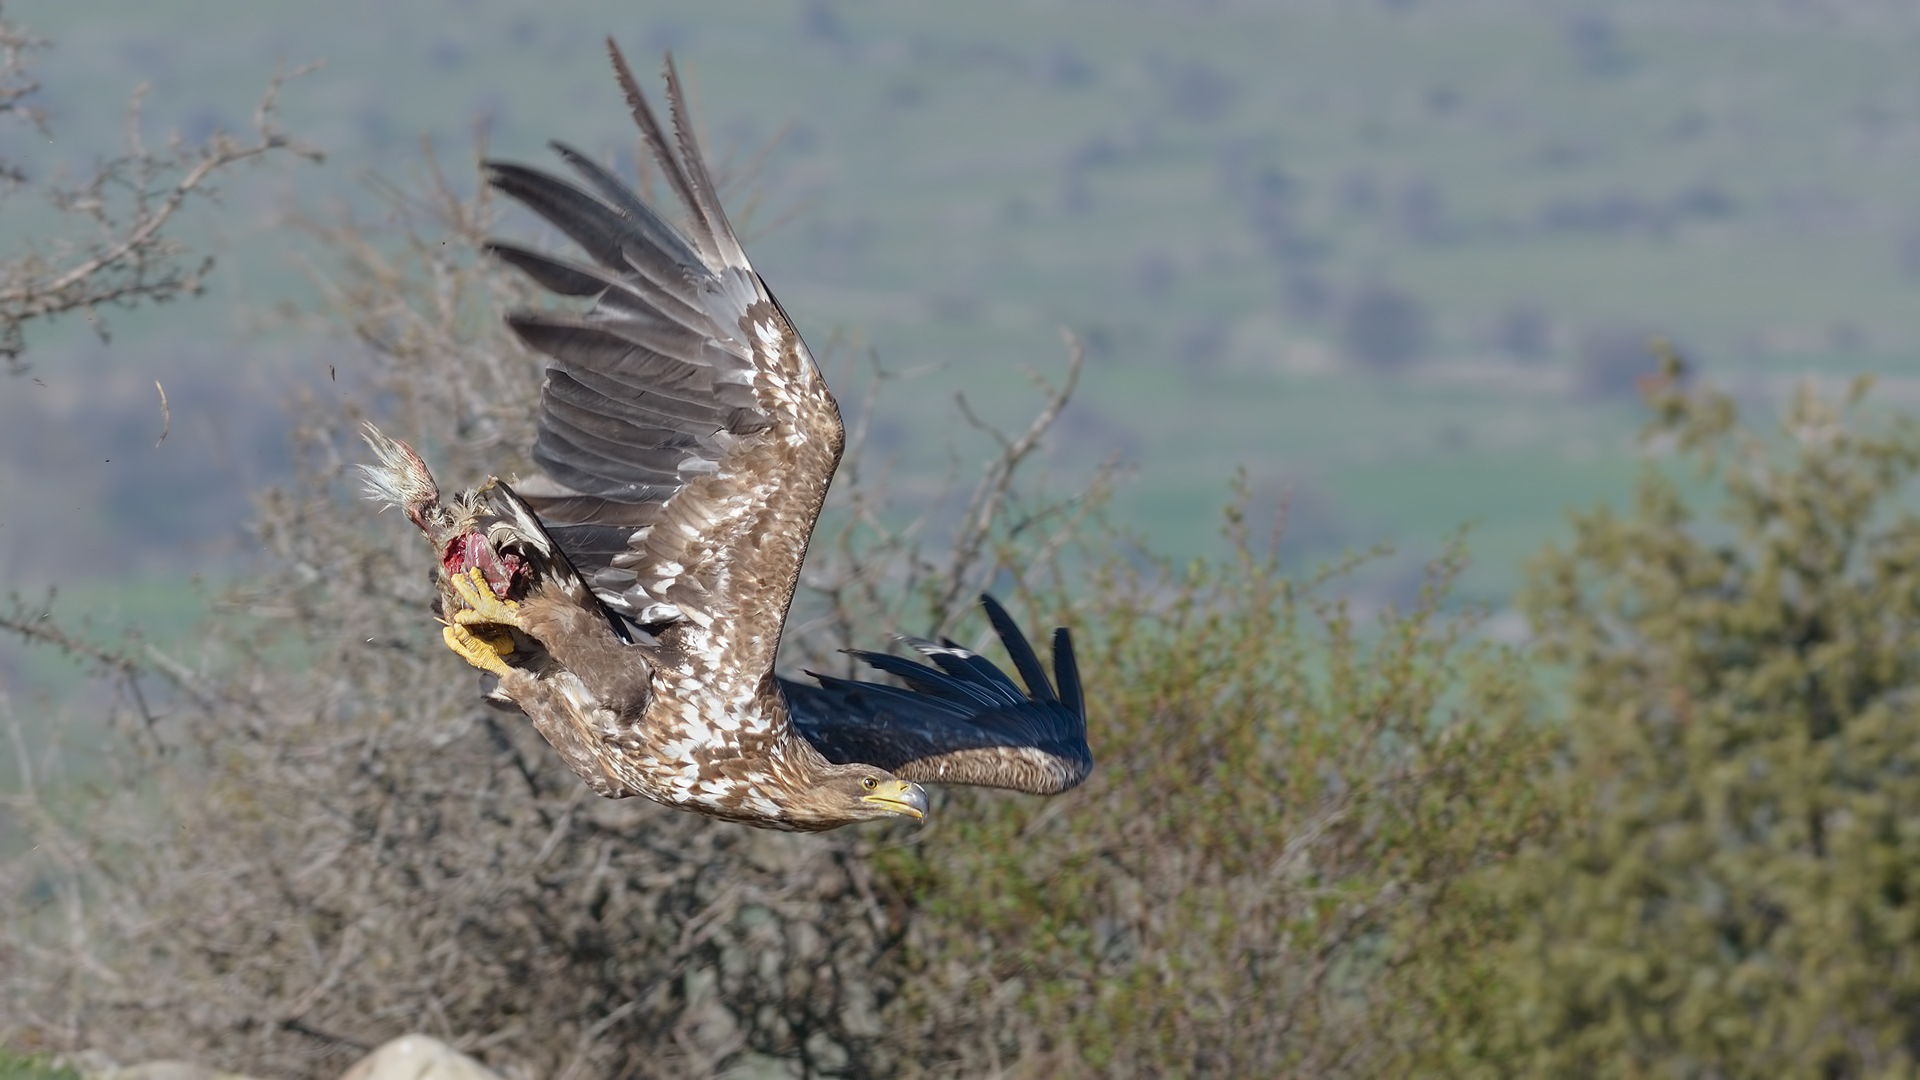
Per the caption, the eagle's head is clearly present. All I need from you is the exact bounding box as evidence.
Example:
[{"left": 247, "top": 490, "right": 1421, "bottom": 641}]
[{"left": 787, "top": 764, "right": 928, "bottom": 830}]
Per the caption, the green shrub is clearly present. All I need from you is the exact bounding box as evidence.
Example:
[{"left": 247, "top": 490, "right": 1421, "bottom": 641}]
[
  {"left": 866, "top": 515, "right": 1555, "bottom": 1075},
  {"left": 1436, "top": 363, "right": 1920, "bottom": 1078},
  {"left": 0, "top": 1053, "right": 78, "bottom": 1080}
]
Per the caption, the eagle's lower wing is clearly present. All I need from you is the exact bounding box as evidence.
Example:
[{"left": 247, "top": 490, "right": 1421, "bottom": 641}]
[
  {"left": 781, "top": 596, "right": 1092, "bottom": 795},
  {"left": 486, "top": 44, "right": 841, "bottom": 685}
]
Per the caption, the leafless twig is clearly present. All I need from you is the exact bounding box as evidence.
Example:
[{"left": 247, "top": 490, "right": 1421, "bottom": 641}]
[{"left": 0, "top": 15, "right": 321, "bottom": 371}]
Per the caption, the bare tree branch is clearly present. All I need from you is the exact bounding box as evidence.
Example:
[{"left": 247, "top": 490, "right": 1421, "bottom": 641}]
[{"left": 0, "top": 8, "right": 320, "bottom": 372}]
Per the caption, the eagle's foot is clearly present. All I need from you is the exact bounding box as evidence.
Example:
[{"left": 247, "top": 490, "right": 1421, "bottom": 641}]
[
  {"left": 442, "top": 622, "right": 514, "bottom": 677},
  {"left": 446, "top": 566, "right": 523, "bottom": 628},
  {"left": 439, "top": 567, "right": 525, "bottom": 676}
]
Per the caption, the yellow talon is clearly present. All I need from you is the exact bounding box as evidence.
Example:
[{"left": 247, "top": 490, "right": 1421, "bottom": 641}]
[
  {"left": 447, "top": 566, "right": 521, "bottom": 628},
  {"left": 438, "top": 567, "right": 522, "bottom": 676},
  {"left": 443, "top": 623, "right": 514, "bottom": 678}
]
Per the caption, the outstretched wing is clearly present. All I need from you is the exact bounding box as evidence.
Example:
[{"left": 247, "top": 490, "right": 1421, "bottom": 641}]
[
  {"left": 486, "top": 42, "right": 841, "bottom": 685},
  {"left": 781, "top": 596, "right": 1092, "bottom": 795}
]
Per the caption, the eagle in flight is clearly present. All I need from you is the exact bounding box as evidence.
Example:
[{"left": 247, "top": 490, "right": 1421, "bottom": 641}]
[{"left": 361, "top": 41, "right": 1090, "bottom": 831}]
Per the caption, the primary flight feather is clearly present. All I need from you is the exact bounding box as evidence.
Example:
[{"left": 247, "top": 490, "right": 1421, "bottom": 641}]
[{"left": 361, "top": 41, "right": 1090, "bottom": 831}]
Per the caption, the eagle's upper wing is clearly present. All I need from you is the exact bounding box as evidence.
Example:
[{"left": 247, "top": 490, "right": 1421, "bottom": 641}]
[
  {"left": 486, "top": 44, "right": 841, "bottom": 680},
  {"left": 780, "top": 596, "right": 1092, "bottom": 795}
]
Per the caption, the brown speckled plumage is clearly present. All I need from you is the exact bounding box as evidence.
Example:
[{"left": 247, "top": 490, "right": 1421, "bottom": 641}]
[{"left": 361, "top": 41, "right": 1089, "bottom": 831}]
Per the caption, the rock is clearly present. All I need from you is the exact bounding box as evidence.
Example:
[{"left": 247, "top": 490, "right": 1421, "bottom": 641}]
[
  {"left": 50, "top": 1049, "right": 120, "bottom": 1079},
  {"left": 53, "top": 1054, "right": 261, "bottom": 1080},
  {"left": 336, "top": 1036, "right": 503, "bottom": 1080},
  {"left": 100, "top": 1063, "right": 259, "bottom": 1080}
]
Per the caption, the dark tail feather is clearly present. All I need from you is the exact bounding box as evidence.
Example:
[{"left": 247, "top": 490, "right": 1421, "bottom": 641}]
[
  {"left": 1053, "top": 628, "right": 1083, "bottom": 721},
  {"left": 981, "top": 594, "right": 1058, "bottom": 703}
]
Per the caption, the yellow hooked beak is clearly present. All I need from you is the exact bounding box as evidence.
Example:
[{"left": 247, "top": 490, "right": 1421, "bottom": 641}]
[{"left": 862, "top": 779, "right": 929, "bottom": 821}]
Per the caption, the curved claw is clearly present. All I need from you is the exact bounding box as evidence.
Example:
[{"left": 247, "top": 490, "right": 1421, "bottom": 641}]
[
  {"left": 439, "top": 567, "right": 522, "bottom": 676},
  {"left": 447, "top": 566, "right": 522, "bottom": 629},
  {"left": 443, "top": 623, "right": 514, "bottom": 678}
]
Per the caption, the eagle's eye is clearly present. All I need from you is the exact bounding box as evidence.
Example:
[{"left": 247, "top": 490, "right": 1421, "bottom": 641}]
[{"left": 861, "top": 776, "right": 878, "bottom": 791}]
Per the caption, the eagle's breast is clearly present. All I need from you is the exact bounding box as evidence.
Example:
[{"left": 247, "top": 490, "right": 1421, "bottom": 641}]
[{"left": 615, "top": 625, "right": 802, "bottom": 823}]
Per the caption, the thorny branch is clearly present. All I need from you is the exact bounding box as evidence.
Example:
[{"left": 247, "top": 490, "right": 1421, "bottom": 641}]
[
  {"left": 0, "top": 10, "right": 45, "bottom": 148},
  {"left": 942, "top": 330, "right": 1088, "bottom": 629},
  {"left": 0, "top": 6, "right": 321, "bottom": 372},
  {"left": 792, "top": 330, "right": 1109, "bottom": 667},
  {"left": 0, "top": 591, "right": 214, "bottom": 727}
]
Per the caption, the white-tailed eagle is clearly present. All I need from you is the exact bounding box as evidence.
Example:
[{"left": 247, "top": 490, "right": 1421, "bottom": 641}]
[{"left": 360, "top": 41, "right": 1090, "bottom": 831}]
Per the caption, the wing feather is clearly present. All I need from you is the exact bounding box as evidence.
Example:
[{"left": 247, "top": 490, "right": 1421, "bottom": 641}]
[
  {"left": 661, "top": 56, "right": 752, "bottom": 271},
  {"left": 506, "top": 317, "right": 745, "bottom": 405},
  {"left": 783, "top": 596, "right": 1093, "bottom": 795},
  {"left": 604, "top": 45, "right": 721, "bottom": 266},
  {"left": 485, "top": 161, "right": 670, "bottom": 275},
  {"left": 537, "top": 409, "right": 702, "bottom": 486},
  {"left": 486, "top": 39, "right": 841, "bottom": 691},
  {"left": 547, "top": 140, "right": 712, "bottom": 273},
  {"left": 849, "top": 644, "right": 1022, "bottom": 709},
  {"left": 913, "top": 637, "right": 1031, "bottom": 699},
  {"left": 486, "top": 241, "right": 621, "bottom": 298},
  {"left": 1053, "top": 627, "right": 1084, "bottom": 720},
  {"left": 487, "top": 239, "right": 718, "bottom": 341},
  {"left": 984, "top": 593, "right": 1059, "bottom": 704}
]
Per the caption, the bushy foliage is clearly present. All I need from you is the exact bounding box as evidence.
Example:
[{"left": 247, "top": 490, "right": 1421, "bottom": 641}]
[
  {"left": 0, "top": 1053, "right": 75, "bottom": 1080},
  {"left": 5, "top": 160, "right": 912, "bottom": 1080},
  {"left": 0, "top": 136, "right": 1556, "bottom": 1077},
  {"left": 871, "top": 529, "right": 1553, "bottom": 1076},
  {"left": 1430, "top": 362, "right": 1920, "bottom": 1077}
]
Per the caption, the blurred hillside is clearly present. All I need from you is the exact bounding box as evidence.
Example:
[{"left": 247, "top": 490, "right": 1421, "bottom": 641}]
[{"left": 8, "top": 0, "right": 1920, "bottom": 633}]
